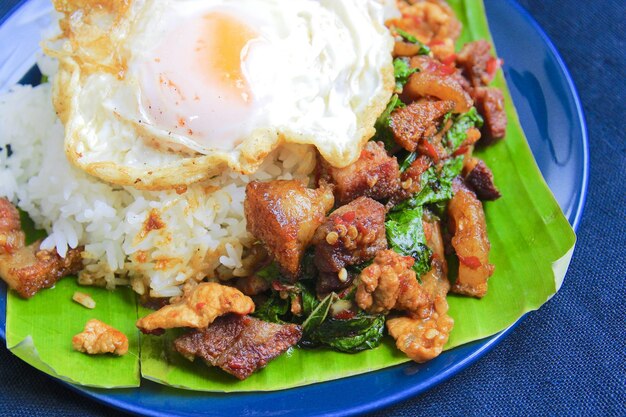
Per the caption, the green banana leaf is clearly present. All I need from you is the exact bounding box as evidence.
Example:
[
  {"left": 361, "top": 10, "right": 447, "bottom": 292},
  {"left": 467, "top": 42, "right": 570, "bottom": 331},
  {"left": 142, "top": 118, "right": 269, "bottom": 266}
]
[
  {"left": 6, "top": 279, "right": 140, "bottom": 388},
  {"left": 5, "top": 0, "right": 575, "bottom": 391},
  {"left": 5, "top": 211, "right": 140, "bottom": 387}
]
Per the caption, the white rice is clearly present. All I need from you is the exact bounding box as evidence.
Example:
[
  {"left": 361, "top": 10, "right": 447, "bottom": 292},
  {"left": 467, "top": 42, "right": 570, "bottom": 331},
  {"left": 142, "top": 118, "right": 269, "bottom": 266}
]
[{"left": 0, "top": 72, "right": 316, "bottom": 298}]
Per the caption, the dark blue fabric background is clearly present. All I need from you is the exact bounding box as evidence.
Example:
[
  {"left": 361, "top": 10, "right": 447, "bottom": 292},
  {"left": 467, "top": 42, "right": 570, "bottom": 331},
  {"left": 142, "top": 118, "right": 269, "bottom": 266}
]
[{"left": 0, "top": 0, "right": 624, "bottom": 416}]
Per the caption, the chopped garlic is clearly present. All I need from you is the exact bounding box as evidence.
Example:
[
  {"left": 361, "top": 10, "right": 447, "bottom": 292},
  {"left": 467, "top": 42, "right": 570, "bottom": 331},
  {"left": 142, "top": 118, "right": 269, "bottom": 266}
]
[{"left": 72, "top": 291, "right": 96, "bottom": 309}]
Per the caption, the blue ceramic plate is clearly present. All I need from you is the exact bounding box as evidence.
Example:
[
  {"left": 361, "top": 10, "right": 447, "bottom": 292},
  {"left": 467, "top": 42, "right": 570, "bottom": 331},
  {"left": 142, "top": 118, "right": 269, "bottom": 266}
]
[{"left": 0, "top": 0, "right": 588, "bottom": 415}]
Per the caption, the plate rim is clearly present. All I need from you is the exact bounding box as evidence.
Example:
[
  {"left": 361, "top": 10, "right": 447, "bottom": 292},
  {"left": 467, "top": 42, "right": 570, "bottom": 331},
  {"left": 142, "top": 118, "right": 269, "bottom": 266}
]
[{"left": 0, "top": 0, "right": 589, "bottom": 415}]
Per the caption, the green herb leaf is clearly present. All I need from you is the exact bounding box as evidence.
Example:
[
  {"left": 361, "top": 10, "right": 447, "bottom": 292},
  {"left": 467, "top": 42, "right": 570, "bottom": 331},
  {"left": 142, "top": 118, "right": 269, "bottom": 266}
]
[
  {"left": 399, "top": 151, "right": 417, "bottom": 173},
  {"left": 373, "top": 94, "right": 404, "bottom": 150},
  {"left": 296, "top": 282, "right": 319, "bottom": 317},
  {"left": 393, "top": 58, "right": 418, "bottom": 92},
  {"left": 256, "top": 262, "right": 280, "bottom": 281},
  {"left": 252, "top": 293, "right": 289, "bottom": 324},
  {"left": 395, "top": 28, "right": 432, "bottom": 55},
  {"left": 307, "top": 313, "right": 386, "bottom": 353},
  {"left": 302, "top": 293, "right": 335, "bottom": 335},
  {"left": 397, "top": 156, "right": 464, "bottom": 210},
  {"left": 445, "top": 107, "right": 484, "bottom": 152},
  {"left": 386, "top": 206, "right": 432, "bottom": 277}
]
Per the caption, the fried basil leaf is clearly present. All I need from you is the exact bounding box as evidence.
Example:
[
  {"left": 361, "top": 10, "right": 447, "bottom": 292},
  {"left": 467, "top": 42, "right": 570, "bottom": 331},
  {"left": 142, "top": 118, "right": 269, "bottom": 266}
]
[
  {"left": 304, "top": 313, "right": 386, "bottom": 353},
  {"left": 399, "top": 151, "right": 417, "bottom": 173},
  {"left": 373, "top": 94, "right": 405, "bottom": 150},
  {"left": 394, "top": 58, "right": 418, "bottom": 92},
  {"left": 385, "top": 206, "right": 432, "bottom": 277},
  {"left": 396, "top": 156, "right": 464, "bottom": 210},
  {"left": 252, "top": 293, "right": 289, "bottom": 324},
  {"left": 256, "top": 262, "right": 280, "bottom": 281},
  {"left": 302, "top": 293, "right": 336, "bottom": 335},
  {"left": 296, "top": 282, "right": 319, "bottom": 318},
  {"left": 445, "top": 107, "right": 484, "bottom": 152},
  {"left": 395, "top": 28, "right": 431, "bottom": 55}
]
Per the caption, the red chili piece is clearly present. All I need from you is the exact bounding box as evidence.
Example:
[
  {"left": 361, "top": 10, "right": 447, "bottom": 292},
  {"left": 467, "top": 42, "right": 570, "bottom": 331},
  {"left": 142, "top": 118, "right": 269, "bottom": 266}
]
[{"left": 458, "top": 255, "right": 482, "bottom": 269}]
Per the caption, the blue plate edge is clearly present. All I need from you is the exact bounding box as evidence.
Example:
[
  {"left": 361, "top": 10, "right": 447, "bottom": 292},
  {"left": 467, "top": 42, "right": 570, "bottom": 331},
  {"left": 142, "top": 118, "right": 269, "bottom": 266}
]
[
  {"left": 503, "top": 0, "right": 589, "bottom": 232},
  {"left": 0, "top": 0, "right": 590, "bottom": 415}
]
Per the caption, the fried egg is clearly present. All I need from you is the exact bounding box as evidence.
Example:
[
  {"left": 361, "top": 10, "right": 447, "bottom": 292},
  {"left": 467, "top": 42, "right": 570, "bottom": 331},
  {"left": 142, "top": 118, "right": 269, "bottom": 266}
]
[{"left": 46, "top": 0, "right": 395, "bottom": 190}]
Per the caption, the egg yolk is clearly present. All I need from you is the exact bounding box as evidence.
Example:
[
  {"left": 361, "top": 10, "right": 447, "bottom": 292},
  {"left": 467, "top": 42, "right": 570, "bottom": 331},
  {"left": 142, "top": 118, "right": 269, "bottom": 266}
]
[
  {"left": 199, "top": 12, "right": 255, "bottom": 103},
  {"left": 138, "top": 10, "right": 262, "bottom": 151}
]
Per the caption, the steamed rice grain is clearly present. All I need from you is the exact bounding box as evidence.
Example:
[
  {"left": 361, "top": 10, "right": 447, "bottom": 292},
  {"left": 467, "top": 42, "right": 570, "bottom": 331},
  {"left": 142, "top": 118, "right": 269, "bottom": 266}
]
[{"left": 0, "top": 79, "right": 316, "bottom": 298}]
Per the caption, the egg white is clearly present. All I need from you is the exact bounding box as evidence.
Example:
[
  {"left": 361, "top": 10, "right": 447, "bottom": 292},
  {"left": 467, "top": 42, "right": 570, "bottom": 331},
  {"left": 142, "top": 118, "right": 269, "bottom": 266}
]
[{"left": 45, "top": 0, "right": 395, "bottom": 190}]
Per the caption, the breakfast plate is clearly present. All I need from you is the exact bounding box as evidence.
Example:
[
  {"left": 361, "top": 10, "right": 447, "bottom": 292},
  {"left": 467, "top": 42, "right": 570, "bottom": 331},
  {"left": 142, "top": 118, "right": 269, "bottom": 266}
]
[{"left": 0, "top": 0, "right": 588, "bottom": 415}]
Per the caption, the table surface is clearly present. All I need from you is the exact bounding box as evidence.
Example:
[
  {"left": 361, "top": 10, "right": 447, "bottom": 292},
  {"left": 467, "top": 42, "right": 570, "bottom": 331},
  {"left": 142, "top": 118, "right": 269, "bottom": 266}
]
[{"left": 0, "top": 0, "right": 624, "bottom": 416}]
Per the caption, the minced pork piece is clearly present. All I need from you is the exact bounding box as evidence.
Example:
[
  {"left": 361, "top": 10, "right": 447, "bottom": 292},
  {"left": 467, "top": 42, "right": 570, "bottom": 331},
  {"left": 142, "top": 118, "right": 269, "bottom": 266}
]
[
  {"left": 356, "top": 250, "right": 430, "bottom": 314},
  {"left": 72, "top": 319, "right": 128, "bottom": 356}
]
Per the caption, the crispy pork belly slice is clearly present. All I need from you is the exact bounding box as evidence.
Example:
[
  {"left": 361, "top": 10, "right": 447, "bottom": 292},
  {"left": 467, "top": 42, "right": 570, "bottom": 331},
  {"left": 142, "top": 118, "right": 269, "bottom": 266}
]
[
  {"left": 404, "top": 56, "right": 473, "bottom": 114},
  {"left": 312, "top": 197, "right": 387, "bottom": 293},
  {"left": 319, "top": 141, "right": 401, "bottom": 205},
  {"left": 0, "top": 198, "right": 83, "bottom": 298},
  {"left": 245, "top": 180, "right": 334, "bottom": 280},
  {"left": 0, "top": 240, "right": 83, "bottom": 298},
  {"left": 421, "top": 217, "right": 451, "bottom": 299},
  {"left": 136, "top": 282, "right": 255, "bottom": 334},
  {"left": 464, "top": 158, "right": 501, "bottom": 201},
  {"left": 389, "top": 155, "right": 433, "bottom": 205},
  {"left": 0, "top": 198, "right": 25, "bottom": 254},
  {"left": 390, "top": 100, "right": 455, "bottom": 152},
  {"left": 448, "top": 179, "right": 494, "bottom": 298},
  {"left": 456, "top": 40, "right": 497, "bottom": 88},
  {"left": 474, "top": 87, "right": 507, "bottom": 144},
  {"left": 174, "top": 314, "right": 302, "bottom": 380}
]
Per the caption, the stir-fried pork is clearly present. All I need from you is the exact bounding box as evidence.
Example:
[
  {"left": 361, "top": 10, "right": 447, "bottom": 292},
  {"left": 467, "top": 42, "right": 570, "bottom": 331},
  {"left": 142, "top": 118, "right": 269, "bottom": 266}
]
[
  {"left": 390, "top": 100, "right": 455, "bottom": 152},
  {"left": 456, "top": 40, "right": 498, "bottom": 88},
  {"left": 356, "top": 250, "right": 430, "bottom": 314},
  {"left": 0, "top": 198, "right": 83, "bottom": 298},
  {"left": 404, "top": 56, "right": 473, "bottom": 113},
  {"left": 235, "top": 274, "right": 271, "bottom": 296},
  {"left": 0, "top": 198, "right": 25, "bottom": 254},
  {"left": 386, "top": 214, "right": 455, "bottom": 363},
  {"left": 313, "top": 197, "right": 387, "bottom": 293},
  {"left": 136, "top": 282, "right": 255, "bottom": 334},
  {"left": 474, "top": 87, "right": 507, "bottom": 143},
  {"left": 448, "top": 179, "right": 494, "bottom": 298},
  {"left": 174, "top": 314, "right": 302, "bottom": 380},
  {"left": 319, "top": 141, "right": 401, "bottom": 205},
  {"left": 389, "top": 155, "right": 433, "bottom": 206},
  {"left": 245, "top": 180, "right": 334, "bottom": 280},
  {"left": 421, "top": 217, "right": 451, "bottom": 300},
  {"left": 72, "top": 319, "right": 128, "bottom": 356},
  {"left": 0, "top": 241, "right": 83, "bottom": 299},
  {"left": 464, "top": 158, "right": 501, "bottom": 200}
]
